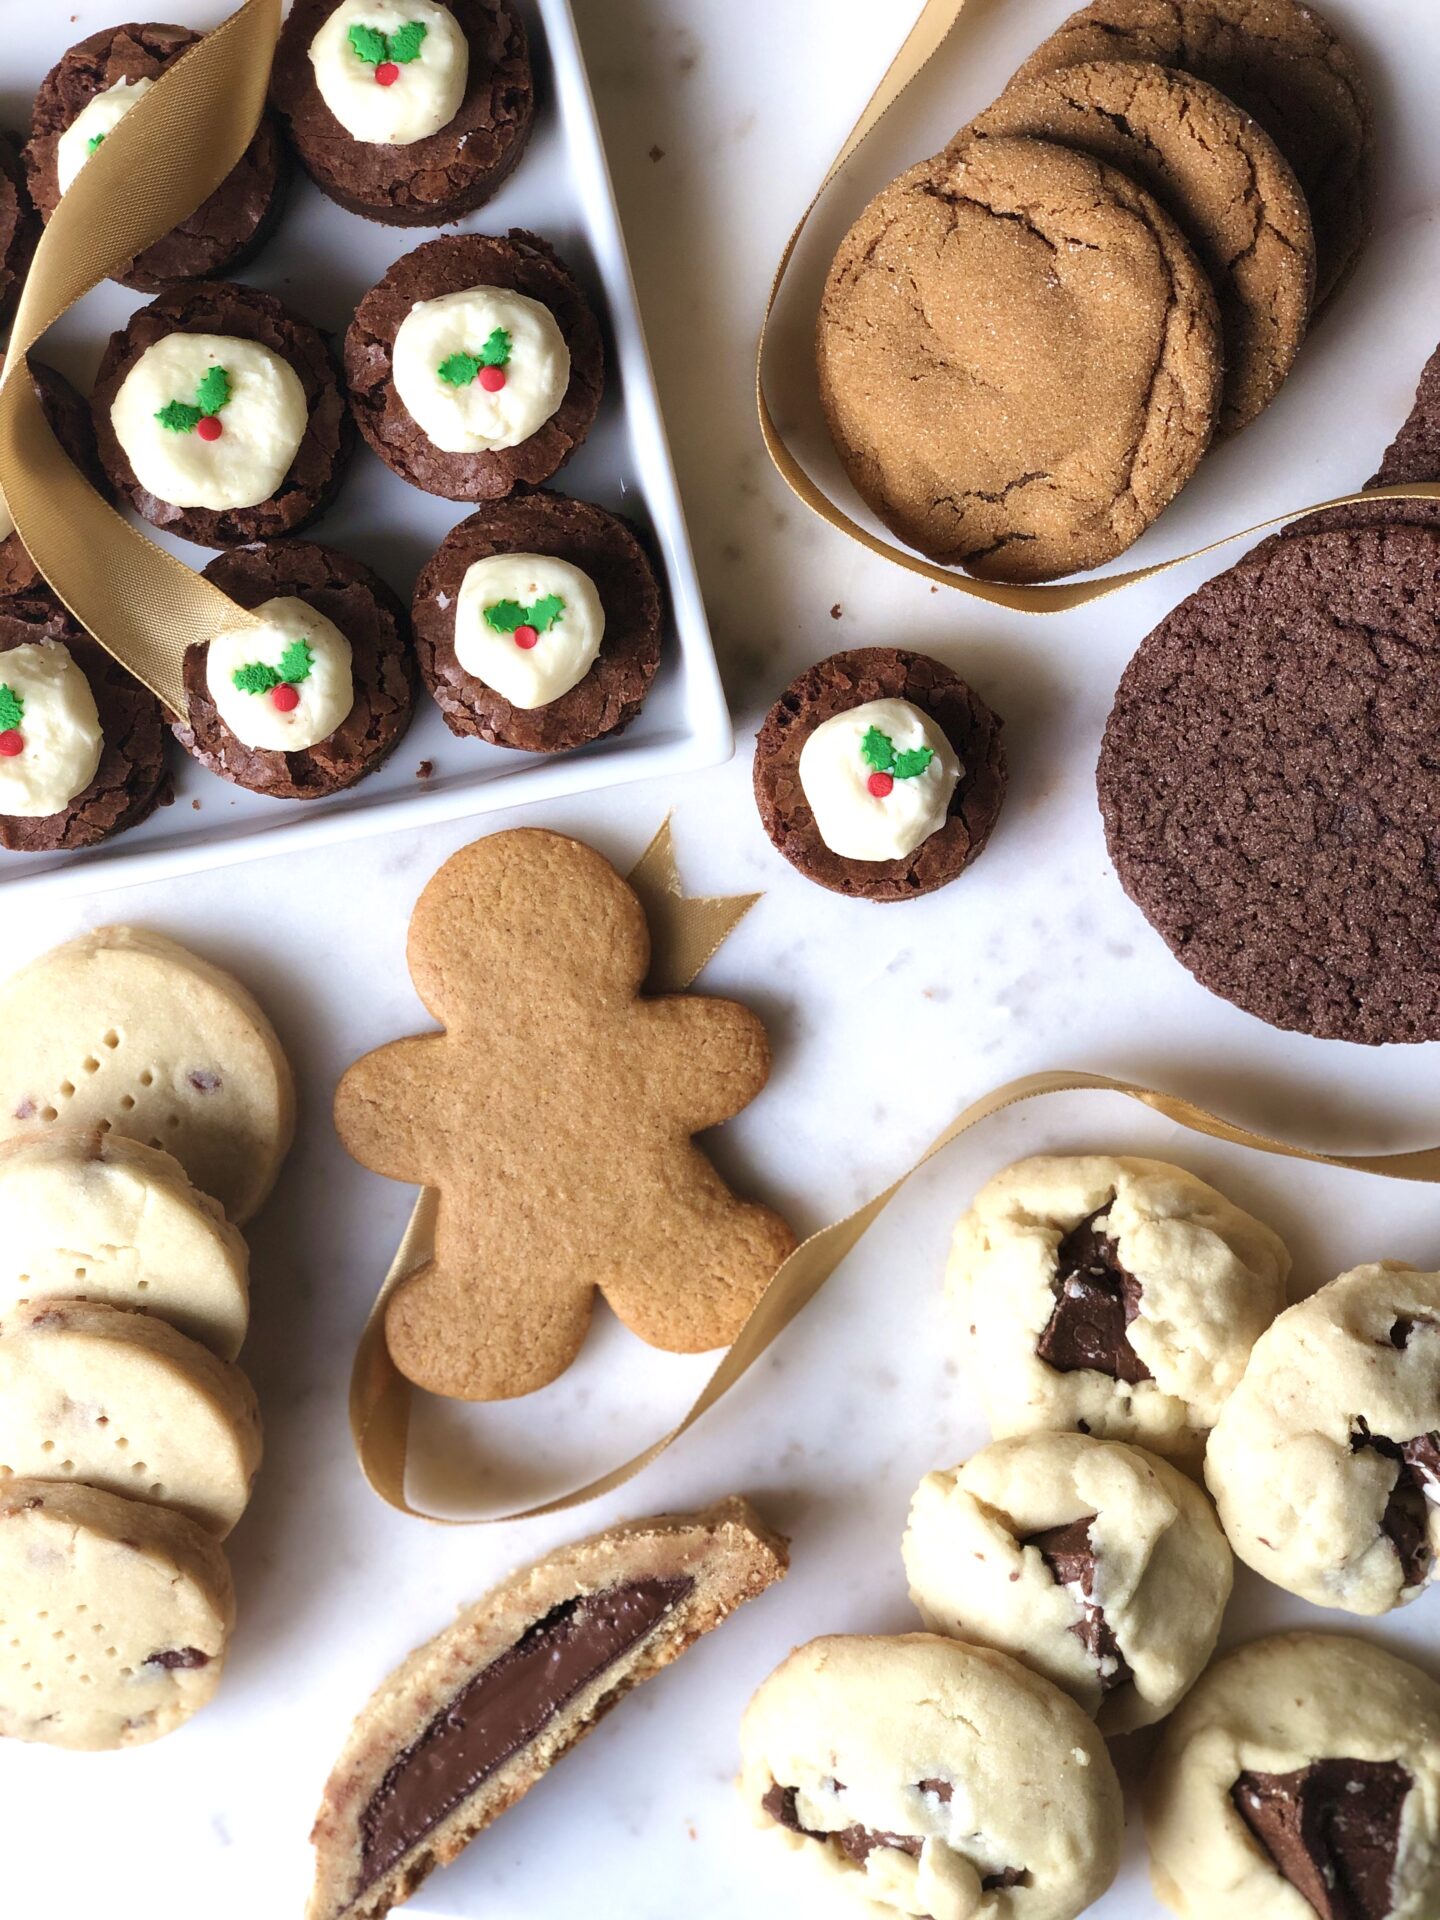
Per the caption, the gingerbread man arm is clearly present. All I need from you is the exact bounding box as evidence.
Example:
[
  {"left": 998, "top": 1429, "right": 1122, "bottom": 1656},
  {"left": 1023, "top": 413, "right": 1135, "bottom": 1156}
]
[
  {"left": 333, "top": 1035, "right": 453, "bottom": 1187},
  {"left": 632, "top": 996, "right": 774, "bottom": 1133}
]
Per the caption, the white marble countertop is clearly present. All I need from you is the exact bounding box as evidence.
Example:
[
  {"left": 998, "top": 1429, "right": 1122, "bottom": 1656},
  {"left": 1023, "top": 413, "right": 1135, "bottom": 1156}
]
[{"left": 3, "top": 1, "right": 1440, "bottom": 1916}]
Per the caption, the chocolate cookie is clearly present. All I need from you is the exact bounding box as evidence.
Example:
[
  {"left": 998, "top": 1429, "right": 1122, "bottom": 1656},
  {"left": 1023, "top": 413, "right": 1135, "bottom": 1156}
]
[
  {"left": 1098, "top": 523, "right": 1440, "bottom": 1043},
  {"left": 817, "top": 142, "right": 1221, "bottom": 582},
  {"left": 91, "top": 281, "right": 354, "bottom": 549},
  {"left": 23, "top": 23, "right": 287, "bottom": 293},
  {"left": 412, "top": 491, "right": 661, "bottom": 752},
  {"left": 344, "top": 231, "right": 603, "bottom": 501},
  {"left": 0, "top": 360, "right": 112, "bottom": 601},
  {"left": 754, "top": 648, "right": 1006, "bottom": 902},
  {"left": 0, "top": 134, "right": 38, "bottom": 333},
  {"left": 0, "top": 591, "right": 167, "bottom": 855},
  {"left": 271, "top": 0, "right": 534, "bottom": 226},
  {"left": 1012, "top": 0, "right": 1374, "bottom": 309},
  {"left": 173, "top": 539, "right": 415, "bottom": 800},
  {"left": 961, "top": 62, "right": 1314, "bottom": 436}
]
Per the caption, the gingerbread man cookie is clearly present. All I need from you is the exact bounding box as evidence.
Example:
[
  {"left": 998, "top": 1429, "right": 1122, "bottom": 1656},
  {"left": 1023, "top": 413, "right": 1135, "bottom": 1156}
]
[{"left": 334, "top": 829, "right": 795, "bottom": 1401}]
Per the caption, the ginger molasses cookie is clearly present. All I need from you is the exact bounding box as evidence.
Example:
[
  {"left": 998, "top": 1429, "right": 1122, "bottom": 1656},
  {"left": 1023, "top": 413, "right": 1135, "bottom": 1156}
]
[
  {"left": 23, "top": 22, "right": 287, "bottom": 293},
  {"left": 345, "top": 231, "right": 603, "bottom": 501},
  {"left": 272, "top": 0, "right": 534, "bottom": 226},
  {"left": 0, "top": 592, "right": 166, "bottom": 856},
  {"left": 0, "top": 134, "right": 38, "bottom": 334},
  {"left": 1099, "top": 522, "right": 1440, "bottom": 1043},
  {"left": 412, "top": 491, "right": 661, "bottom": 752},
  {"left": 961, "top": 62, "right": 1314, "bottom": 436},
  {"left": 817, "top": 140, "right": 1221, "bottom": 582},
  {"left": 91, "top": 281, "right": 354, "bottom": 550},
  {"left": 174, "top": 539, "right": 415, "bottom": 799},
  {"left": 0, "top": 359, "right": 112, "bottom": 600},
  {"left": 754, "top": 648, "right": 1006, "bottom": 902}
]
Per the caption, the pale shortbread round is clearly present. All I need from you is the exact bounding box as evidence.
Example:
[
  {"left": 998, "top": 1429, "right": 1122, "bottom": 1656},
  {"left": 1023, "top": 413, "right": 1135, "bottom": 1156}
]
[
  {"left": 1205, "top": 1263, "right": 1440, "bottom": 1614},
  {"left": 739, "top": 1633, "right": 1123, "bottom": 1920},
  {"left": 904, "top": 1431, "right": 1231, "bottom": 1733},
  {"left": 0, "top": 1299, "right": 261, "bottom": 1537},
  {"left": 946, "top": 1155, "right": 1290, "bottom": 1465},
  {"left": 0, "top": 1476, "right": 234, "bottom": 1749}
]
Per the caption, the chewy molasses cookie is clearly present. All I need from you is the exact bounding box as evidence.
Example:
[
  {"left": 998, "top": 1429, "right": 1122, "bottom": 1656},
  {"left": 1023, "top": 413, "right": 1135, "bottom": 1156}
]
[
  {"left": 344, "top": 230, "right": 604, "bottom": 501},
  {"left": 0, "top": 134, "right": 38, "bottom": 332},
  {"left": 961, "top": 62, "right": 1314, "bottom": 436},
  {"left": 0, "top": 359, "right": 112, "bottom": 600},
  {"left": 0, "top": 591, "right": 166, "bottom": 855},
  {"left": 1098, "top": 523, "right": 1440, "bottom": 1043},
  {"left": 91, "top": 280, "right": 353, "bottom": 549},
  {"left": 754, "top": 647, "right": 1006, "bottom": 902},
  {"left": 176, "top": 538, "right": 415, "bottom": 799},
  {"left": 23, "top": 22, "right": 287, "bottom": 293},
  {"left": 1013, "top": 0, "right": 1374, "bottom": 309},
  {"left": 271, "top": 0, "right": 534, "bottom": 226},
  {"left": 818, "top": 141, "right": 1221, "bottom": 582},
  {"left": 412, "top": 491, "right": 661, "bottom": 752}
]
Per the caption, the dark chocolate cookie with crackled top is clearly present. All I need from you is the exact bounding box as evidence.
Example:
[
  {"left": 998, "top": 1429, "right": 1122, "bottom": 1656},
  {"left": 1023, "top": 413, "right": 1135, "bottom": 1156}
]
[
  {"left": 173, "top": 539, "right": 415, "bottom": 801},
  {"left": 1099, "top": 522, "right": 1440, "bottom": 1042},
  {"left": 0, "top": 591, "right": 167, "bottom": 855},
  {"left": 412, "top": 491, "right": 661, "bottom": 752},
  {"left": 0, "top": 134, "right": 39, "bottom": 333},
  {"left": 0, "top": 359, "right": 113, "bottom": 601},
  {"left": 271, "top": 0, "right": 534, "bottom": 227},
  {"left": 23, "top": 22, "right": 287, "bottom": 293},
  {"left": 344, "top": 231, "right": 603, "bottom": 502},
  {"left": 753, "top": 648, "right": 1006, "bottom": 902},
  {"left": 91, "top": 281, "right": 354, "bottom": 550}
]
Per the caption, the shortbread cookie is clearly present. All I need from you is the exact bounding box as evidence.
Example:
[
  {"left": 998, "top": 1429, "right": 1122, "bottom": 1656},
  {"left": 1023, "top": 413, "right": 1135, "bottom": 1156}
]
[
  {"left": 740, "top": 1634, "right": 1123, "bottom": 1920},
  {"left": 816, "top": 139, "right": 1221, "bottom": 581},
  {"left": 904, "top": 1431, "right": 1232, "bottom": 1733},
  {"left": 0, "top": 1299, "right": 261, "bottom": 1536},
  {"left": 1145, "top": 1632, "right": 1440, "bottom": 1920},
  {"left": 0, "top": 925, "right": 295, "bottom": 1222},
  {"left": 334, "top": 829, "right": 796, "bottom": 1401},
  {"left": 961, "top": 62, "right": 1314, "bottom": 436},
  {"left": 308, "top": 1497, "right": 788, "bottom": 1920},
  {"left": 0, "top": 1130, "right": 249, "bottom": 1358},
  {"left": 1205, "top": 1264, "right": 1440, "bottom": 1614},
  {"left": 0, "top": 1476, "right": 234, "bottom": 1750},
  {"left": 947, "top": 1154, "right": 1290, "bottom": 1465}
]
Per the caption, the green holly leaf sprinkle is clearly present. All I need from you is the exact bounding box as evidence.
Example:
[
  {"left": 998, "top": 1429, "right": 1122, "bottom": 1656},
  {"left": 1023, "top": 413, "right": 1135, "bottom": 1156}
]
[
  {"left": 478, "top": 327, "right": 511, "bottom": 368},
  {"left": 232, "top": 662, "right": 282, "bottom": 695},
  {"left": 387, "top": 19, "right": 427, "bottom": 62},
  {"left": 347, "top": 22, "right": 387, "bottom": 63},
  {"left": 0, "top": 684, "right": 23, "bottom": 732},
  {"left": 156, "top": 399, "right": 203, "bottom": 434},
  {"left": 861, "top": 726, "right": 895, "bottom": 774},
  {"left": 86, "top": 133, "right": 106, "bottom": 156},
  {"left": 892, "top": 745, "right": 936, "bottom": 779},
  {"left": 526, "top": 593, "right": 565, "bottom": 633},
  {"left": 278, "top": 639, "right": 315, "bottom": 685},
  {"left": 196, "top": 366, "right": 230, "bottom": 417},
  {"left": 438, "top": 351, "right": 481, "bottom": 388},
  {"left": 482, "top": 598, "right": 527, "bottom": 635},
  {"left": 484, "top": 594, "right": 567, "bottom": 636}
]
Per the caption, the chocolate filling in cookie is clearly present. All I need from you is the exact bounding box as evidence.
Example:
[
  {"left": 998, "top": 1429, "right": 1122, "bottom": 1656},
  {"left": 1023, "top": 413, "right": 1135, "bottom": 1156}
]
[
  {"left": 1233, "top": 1760, "right": 1411, "bottom": 1920},
  {"left": 1350, "top": 1416, "right": 1440, "bottom": 1590},
  {"left": 0, "top": 360, "right": 111, "bottom": 600},
  {"left": 358, "top": 1577, "right": 692, "bottom": 1890},
  {"left": 762, "top": 1782, "right": 1030, "bottom": 1890},
  {"left": 0, "top": 134, "right": 39, "bottom": 334},
  {"left": 1036, "top": 1210, "right": 1153, "bottom": 1385},
  {"left": 1022, "top": 1515, "right": 1133, "bottom": 1693}
]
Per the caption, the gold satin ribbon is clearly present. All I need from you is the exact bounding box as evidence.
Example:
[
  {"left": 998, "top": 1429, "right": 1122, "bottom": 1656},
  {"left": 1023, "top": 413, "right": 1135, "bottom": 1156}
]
[
  {"left": 756, "top": 0, "right": 1440, "bottom": 608},
  {"left": 352, "top": 827, "right": 1440, "bottom": 1525},
  {"left": 0, "top": 0, "right": 280, "bottom": 715}
]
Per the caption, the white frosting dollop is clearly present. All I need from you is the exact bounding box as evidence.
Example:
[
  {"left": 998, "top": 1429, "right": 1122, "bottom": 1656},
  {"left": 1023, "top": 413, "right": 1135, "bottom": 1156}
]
[
  {"left": 798, "top": 697, "right": 961, "bottom": 862},
  {"left": 309, "top": 0, "right": 468, "bottom": 145},
  {"left": 453, "top": 553, "right": 603, "bottom": 709},
  {"left": 392, "top": 288, "right": 570, "bottom": 453},
  {"left": 205, "top": 597, "right": 355, "bottom": 752},
  {"left": 0, "top": 643, "right": 103, "bottom": 818},
  {"left": 109, "top": 333, "right": 309, "bottom": 512},
  {"left": 56, "top": 78, "right": 156, "bottom": 195}
]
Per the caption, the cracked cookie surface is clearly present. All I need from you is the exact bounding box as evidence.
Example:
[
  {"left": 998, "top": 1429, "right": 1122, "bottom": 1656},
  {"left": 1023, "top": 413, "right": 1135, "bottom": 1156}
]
[{"left": 816, "top": 137, "right": 1221, "bottom": 583}]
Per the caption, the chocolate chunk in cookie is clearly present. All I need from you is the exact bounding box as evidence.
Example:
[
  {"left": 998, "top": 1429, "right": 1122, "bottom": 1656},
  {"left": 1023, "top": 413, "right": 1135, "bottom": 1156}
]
[
  {"left": 1022, "top": 1515, "right": 1134, "bottom": 1692},
  {"left": 1233, "top": 1760, "right": 1411, "bottom": 1920},
  {"left": 1036, "top": 1210, "right": 1153, "bottom": 1385}
]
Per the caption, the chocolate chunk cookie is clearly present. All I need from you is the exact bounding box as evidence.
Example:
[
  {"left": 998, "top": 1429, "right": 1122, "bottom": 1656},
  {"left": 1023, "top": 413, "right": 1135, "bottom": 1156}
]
[
  {"left": 1098, "top": 522, "right": 1440, "bottom": 1042},
  {"left": 816, "top": 140, "right": 1221, "bottom": 582},
  {"left": 753, "top": 648, "right": 1007, "bottom": 902},
  {"left": 0, "top": 134, "right": 38, "bottom": 333},
  {"left": 24, "top": 22, "right": 287, "bottom": 293},
  {"left": 1013, "top": 0, "right": 1374, "bottom": 309},
  {"left": 0, "top": 359, "right": 112, "bottom": 600},
  {"left": 271, "top": 0, "right": 534, "bottom": 226},
  {"left": 960, "top": 62, "right": 1314, "bottom": 436}
]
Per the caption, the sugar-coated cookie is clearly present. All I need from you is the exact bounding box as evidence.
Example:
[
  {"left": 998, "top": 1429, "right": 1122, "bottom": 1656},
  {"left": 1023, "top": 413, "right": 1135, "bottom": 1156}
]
[
  {"left": 0, "top": 1130, "right": 249, "bottom": 1358},
  {"left": 334, "top": 829, "right": 796, "bottom": 1402},
  {"left": 308, "top": 1497, "right": 788, "bottom": 1920},
  {"left": 740, "top": 1633, "right": 1123, "bottom": 1920},
  {"left": 0, "top": 925, "right": 295, "bottom": 1223},
  {"left": 0, "top": 1476, "right": 234, "bottom": 1749},
  {"left": 947, "top": 1154, "right": 1290, "bottom": 1466},
  {"left": 0, "top": 1299, "right": 261, "bottom": 1536},
  {"left": 1145, "top": 1632, "right": 1440, "bottom": 1920},
  {"left": 1205, "top": 1263, "right": 1440, "bottom": 1614},
  {"left": 904, "top": 1431, "right": 1232, "bottom": 1733}
]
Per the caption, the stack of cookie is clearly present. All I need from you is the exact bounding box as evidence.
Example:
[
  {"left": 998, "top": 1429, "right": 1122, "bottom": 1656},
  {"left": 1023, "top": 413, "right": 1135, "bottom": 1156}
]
[
  {"left": 0, "top": 926, "right": 294, "bottom": 1750},
  {"left": 817, "top": 0, "right": 1373, "bottom": 583}
]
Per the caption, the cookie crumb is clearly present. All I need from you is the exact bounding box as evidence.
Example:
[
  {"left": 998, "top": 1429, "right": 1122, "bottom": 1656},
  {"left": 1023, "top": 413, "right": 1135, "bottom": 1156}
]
[
  {"left": 416, "top": 761, "right": 434, "bottom": 781},
  {"left": 649, "top": 145, "right": 665, "bottom": 162},
  {"left": 830, "top": 603, "right": 843, "bottom": 619}
]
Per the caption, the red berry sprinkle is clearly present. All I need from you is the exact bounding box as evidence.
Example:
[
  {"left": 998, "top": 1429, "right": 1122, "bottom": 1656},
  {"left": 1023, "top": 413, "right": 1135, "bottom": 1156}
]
[
  {"left": 513, "top": 624, "right": 539, "bottom": 651},
  {"left": 867, "top": 771, "right": 894, "bottom": 798},
  {"left": 271, "top": 683, "right": 301, "bottom": 713},
  {"left": 478, "top": 364, "right": 507, "bottom": 393},
  {"left": 0, "top": 730, "right": 22, "bottom": 758},
  {"left": 196, "top": 415, "right": 223, "bottom": 442},
  {"left": 375, "top": 60, "right": 400, "bottom": 85}
]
